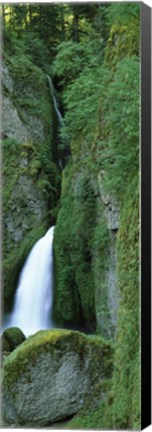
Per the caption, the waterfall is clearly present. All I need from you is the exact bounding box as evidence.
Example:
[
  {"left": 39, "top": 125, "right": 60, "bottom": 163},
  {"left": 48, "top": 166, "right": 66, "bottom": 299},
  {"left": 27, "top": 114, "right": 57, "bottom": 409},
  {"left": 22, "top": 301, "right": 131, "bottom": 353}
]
[
  {"left": 47, "top": 75, "right": 64, "bottom": 128},
  {"left": 47, "top": 75, "right": 70, "bottom": 170},
  {"left": 6, "top": 226, "right": 55, "bottom": 337}
]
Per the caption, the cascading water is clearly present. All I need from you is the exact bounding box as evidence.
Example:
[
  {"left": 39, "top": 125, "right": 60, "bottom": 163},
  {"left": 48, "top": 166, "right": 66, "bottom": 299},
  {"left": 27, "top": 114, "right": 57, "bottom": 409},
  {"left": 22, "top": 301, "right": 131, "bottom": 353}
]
[
  {"left": 47, "top": 75, "right": 71, "bottom": 170},
  {"left": 47, "top": 75, "right": 64, "bottom": 128},
  {"left": 6, "top": 226, "right": 55, "bottom": 337}
]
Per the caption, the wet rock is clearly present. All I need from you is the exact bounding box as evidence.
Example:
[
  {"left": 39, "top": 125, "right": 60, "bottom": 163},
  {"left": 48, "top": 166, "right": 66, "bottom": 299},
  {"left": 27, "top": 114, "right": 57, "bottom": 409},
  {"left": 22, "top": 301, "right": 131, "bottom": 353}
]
[{"left": 98, "top": 170, "right": 119, "bottom": 231}]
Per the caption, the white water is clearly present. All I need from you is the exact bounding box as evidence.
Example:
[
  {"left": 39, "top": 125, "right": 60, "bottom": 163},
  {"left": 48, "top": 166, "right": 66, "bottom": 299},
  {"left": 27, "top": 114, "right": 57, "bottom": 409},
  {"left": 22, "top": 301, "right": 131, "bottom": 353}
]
[
  {"left": 6, "top": 226, "right": 55, "bottom": 337},
  {"left": 47, "top": 75, "right": 64, "bottom": 127}
]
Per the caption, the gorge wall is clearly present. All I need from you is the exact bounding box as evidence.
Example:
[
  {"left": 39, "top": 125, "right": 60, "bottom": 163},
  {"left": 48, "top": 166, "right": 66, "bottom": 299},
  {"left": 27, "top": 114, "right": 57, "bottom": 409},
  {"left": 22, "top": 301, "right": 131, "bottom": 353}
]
[
  {"left": 53, "top": 135, "right": 139, "bottom": 429},
  {"left": 2, "top": 49, "right": 61, "bottom": 311},
  {"left": 54, "top": 157, "right": 119, "bottom": 338}
]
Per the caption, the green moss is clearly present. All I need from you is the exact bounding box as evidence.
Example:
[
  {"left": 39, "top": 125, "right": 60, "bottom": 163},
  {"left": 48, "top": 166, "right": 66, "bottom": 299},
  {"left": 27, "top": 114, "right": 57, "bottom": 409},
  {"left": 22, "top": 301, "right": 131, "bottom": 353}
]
[
  {"left": 91, "top": 188, "right": 140, "bottom": 430},
  {"left": 1, "top": 338, "right": 10, "bottom": 354},
  {"left": 93, "top": 207, "right": 110, "bottom": 336},
  {"left": 54, "top": 167, "right": 98, "bottom": 330},
  {"left": 2, "top": 327, "right": 26, "bottom": 353},
  {"left": 66, "top": 379, "right": 113, "bottom": 429},
  {"left": 105, "top": 11, "right": 140, "bottom": 66},
  {"left": 54, "top": 157, "right": 110, "bottom": 334},
  {"left": 4, "top": 53, "right": 54, "bottom": 146},
  {"left": 2, "top": 330, "right": 113, "bottom": 390},
  {"left": 66, "top": 189, "right": 139, "bottom": 431},
  {"left": 111, "top": 190, "right": 140, "bottom": 429},
  {"left": 7, "top": 54, "right": 46, "bottom": 90}
]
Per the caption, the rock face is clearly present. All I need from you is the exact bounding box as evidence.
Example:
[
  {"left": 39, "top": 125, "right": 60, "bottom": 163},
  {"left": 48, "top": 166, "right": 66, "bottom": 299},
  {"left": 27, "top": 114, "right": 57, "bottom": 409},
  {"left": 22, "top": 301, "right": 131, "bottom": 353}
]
[
  {"left": 2, "top": 59, "right": 61, "bottom": 311},
  {"left": 54, "top": 162, "right": 119, "bottom": 338},
  {"left": 97, "top": 170, "right": 119, "bottom": 337},
  {"left": 2, "top": 62, "right": 53, "bottom": 244},
  {"left": 2, "top": 62, "right": 50, "bottom": 144},
  {"left": 4, "top": 156, "right": 48, "bottom": 248},
  {"left": 98, "top": 171, "right": 119, "bottom": 232},
  {"left": 2, "top": 329, "right": 113, "bottom": 427}
]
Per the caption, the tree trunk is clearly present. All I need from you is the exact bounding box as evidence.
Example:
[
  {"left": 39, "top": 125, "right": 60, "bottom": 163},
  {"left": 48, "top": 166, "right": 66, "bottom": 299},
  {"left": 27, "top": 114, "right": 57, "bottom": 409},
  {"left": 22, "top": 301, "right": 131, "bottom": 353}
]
[
  {"left": 2, "top": 4, "right": 5, "bottom": 26},
  {"left": 72, "top": 10, "right": 79, "bottom": 43}
]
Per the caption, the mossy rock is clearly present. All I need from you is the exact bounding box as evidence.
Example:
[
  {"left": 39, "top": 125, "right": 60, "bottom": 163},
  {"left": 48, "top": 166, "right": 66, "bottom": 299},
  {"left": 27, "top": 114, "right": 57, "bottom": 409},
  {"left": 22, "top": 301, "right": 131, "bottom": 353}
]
[
  {"left": 1, "top": 337, "right": 10, "bottom": 354},
  {"left": 1, "top": 327, "right": 26, "bottom": 353},
  {"left": 2, "top": 136, "right": 61, "bottom": 312},
  {"left": 2, "top": 329, "right": 113, "bottom": 427},
  {"left": 54, "top": 168, "right": 99, "bottom": 331},
  {"left": 2, "top": 57, "right": 61, "bottom": 313}
]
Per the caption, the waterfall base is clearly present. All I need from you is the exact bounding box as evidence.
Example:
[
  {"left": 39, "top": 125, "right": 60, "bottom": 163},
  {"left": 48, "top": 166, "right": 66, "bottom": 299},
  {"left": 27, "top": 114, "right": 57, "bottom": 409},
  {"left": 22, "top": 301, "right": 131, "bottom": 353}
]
[{"left": 4, "top": 227, "right": 55, "bottom": 337}]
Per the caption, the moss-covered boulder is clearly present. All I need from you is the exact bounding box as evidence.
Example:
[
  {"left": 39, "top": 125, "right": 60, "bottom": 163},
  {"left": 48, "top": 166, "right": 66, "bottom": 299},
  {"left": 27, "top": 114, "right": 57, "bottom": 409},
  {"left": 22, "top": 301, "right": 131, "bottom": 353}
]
[
  {"left": 1, "top": 327, "right": 26, "bottom": 354},
  {"left": 1, "top": 337, "right": 10, "bottom": 354},
  {"left": 2, "top": 329, "right": 113, "bottom": 427}
]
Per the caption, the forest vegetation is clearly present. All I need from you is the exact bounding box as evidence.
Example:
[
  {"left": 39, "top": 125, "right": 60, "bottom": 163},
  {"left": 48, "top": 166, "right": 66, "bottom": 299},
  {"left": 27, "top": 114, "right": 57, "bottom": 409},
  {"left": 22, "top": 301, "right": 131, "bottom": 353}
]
[{"left": 1, "top": 2, "right": 140, "bottom": 429}]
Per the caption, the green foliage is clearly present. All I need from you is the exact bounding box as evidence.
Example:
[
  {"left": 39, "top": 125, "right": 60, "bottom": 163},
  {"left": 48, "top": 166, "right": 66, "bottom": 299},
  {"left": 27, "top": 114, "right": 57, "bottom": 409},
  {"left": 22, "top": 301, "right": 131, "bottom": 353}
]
[
  {"left": 53, "top": 4, "right": 139, "bottom": 192},
  {"left": 105, "top": 3, "right": 140, "bottom": 64},
  {"left": 52, "top": 34, "right": 102, "bottom": 86},
  {"left": 101, "top": 56, "right": 139, "bottom": 199},
  {"left": 61, "top": 68, "right": 100, "bottom": 145},
  {"left": 57, "top": 49, "right": 139, "bottom": 234},
  {"left": 52, "top": 2, "right": 140, "bottom": 429},
  {"left": 52, "top": 35, "right": 104, "bottom": 147},
  {"left": 53, "top": 41, "right": 87, "bottom": 85},
  {"left": 2, "top": 3, "right": 101, "bottom": 64},
  {"left": 3, "top": 26, "right": 51, "bottom": 73},
  {"left": 107, "top": 3, "right": 140, "bottom": 27},
  {"left": 2, "top": 2, "right": 140, "bottom": 429},
  {"left": 17, "top": 32, "right": 50, "bottom": 70}
]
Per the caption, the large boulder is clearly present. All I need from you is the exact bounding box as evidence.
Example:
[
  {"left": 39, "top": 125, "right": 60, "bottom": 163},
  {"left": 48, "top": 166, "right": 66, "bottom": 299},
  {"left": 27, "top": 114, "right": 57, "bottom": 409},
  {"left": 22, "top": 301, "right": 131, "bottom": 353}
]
[{"left": 2, "top": 329, "right": 113, "bottom": 427}]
